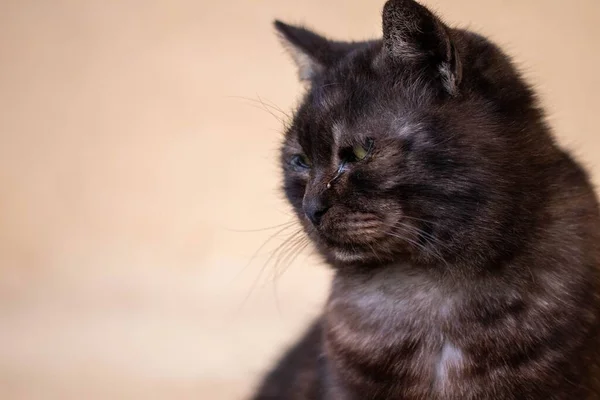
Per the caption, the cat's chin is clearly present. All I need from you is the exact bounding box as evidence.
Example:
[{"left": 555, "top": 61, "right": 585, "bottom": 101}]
[
  {"left": 311, "top": 224, "right": 403, "bottom": 265},
  {"left": 313, "top": 232, "right": 379, "bottom": 264},
  {"left": 327, "top": 245, "right": 396, "bottom": 266},
  {"left": 330, "top": 248, "right": 369, "bottom": 263}
]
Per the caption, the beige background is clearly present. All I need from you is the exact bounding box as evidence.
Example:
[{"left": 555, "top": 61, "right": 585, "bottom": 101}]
[{"left": 0, "top": 0, "right": 599, "bottom": 399}]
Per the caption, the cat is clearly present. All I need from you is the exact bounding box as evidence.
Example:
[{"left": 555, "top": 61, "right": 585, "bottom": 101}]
[{"left": 251, "top": 0, "right": 600, "bottom": 399}]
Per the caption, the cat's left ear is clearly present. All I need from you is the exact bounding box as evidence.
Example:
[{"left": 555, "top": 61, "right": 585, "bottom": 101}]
[
  {"left": 274, "top": 20, "right": 357, "bottom": 82},
  {"left": 382, "top": 0, "right": 462, "bottom": 95}
]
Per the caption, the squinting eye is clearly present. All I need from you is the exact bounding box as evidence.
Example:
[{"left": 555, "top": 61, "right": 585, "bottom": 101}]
[
  {"left": 351, "top": 138, "right": 374, "bottom": 161},
  {"left": 291, "top": 154, "right": 311, "bottom": 169}
]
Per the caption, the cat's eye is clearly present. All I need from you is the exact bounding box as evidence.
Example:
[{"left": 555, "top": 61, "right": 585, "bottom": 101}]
[
  {"left": 291, "top": 154, "right": 311, "bottom": 169},
  {"left": 350, "top": 138, "right": 374, "bottom": 162}
]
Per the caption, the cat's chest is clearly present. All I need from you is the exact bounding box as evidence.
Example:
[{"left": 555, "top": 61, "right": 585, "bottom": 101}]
[{"left": 324, "top": 268, "right": 465, "bottom": 399}]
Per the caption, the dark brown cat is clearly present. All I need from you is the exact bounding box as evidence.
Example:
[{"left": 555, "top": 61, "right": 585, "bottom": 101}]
[{"left": 252, "top": 1, "right": 600, "bottom": 399}]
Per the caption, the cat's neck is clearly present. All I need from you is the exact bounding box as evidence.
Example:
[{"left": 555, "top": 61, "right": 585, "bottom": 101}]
[{"left": 327, "top": 263, "right": 455, "bottom": 321}]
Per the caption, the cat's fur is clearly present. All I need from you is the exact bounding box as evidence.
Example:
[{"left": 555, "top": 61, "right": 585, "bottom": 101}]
[{"left": 252, "top": 0, "right": 600, "bottom": 399}]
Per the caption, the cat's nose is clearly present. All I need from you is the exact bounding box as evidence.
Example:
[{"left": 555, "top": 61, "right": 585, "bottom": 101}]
[{"left": 303, "top": 196, "right": 330, "bottom": 226}]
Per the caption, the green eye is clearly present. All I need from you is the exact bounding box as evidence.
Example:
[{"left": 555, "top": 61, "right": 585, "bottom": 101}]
[
  {"left": 291, "top": 154, "right": 311, "bottom": 169},
  {"left": 352, "top": 144, "right": 369, "bottom": 160},
  {"left": 351, "top": 138, "right": 374, "bottom": 161}
]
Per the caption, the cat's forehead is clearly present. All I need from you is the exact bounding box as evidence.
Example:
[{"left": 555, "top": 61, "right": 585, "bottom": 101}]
[
  {"left": 298, "top": 86, "right": 409, "bottom": 142},
  {"left": 287, "top": 50, "right": 436, "bottom": 153}
]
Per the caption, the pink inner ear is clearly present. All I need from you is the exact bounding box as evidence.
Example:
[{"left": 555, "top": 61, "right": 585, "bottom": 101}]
[
  {"left": 274, "top": 20, "right": 375, "bottom": 83},
  {"left": 274, "top": 20, "right": 332, "bottom": 82}
]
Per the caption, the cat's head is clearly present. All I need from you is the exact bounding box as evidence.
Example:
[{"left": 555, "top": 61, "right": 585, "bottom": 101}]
[{"left": 276, "top": 0, "right": 556, "bottom": 268}]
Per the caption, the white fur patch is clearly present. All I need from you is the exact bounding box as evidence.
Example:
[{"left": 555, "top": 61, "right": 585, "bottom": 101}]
[
  {"left": 331, "top": 121, "right": 344, "bottom": 147},
  {"left": 435, "top": 341, "right": 463, "bottom": 390},
  {"left": 278, "top": 39, "right": 323, "bottom": 81},
  {"left": 332, "top": 248, "right": 365, "bottom": 263}
]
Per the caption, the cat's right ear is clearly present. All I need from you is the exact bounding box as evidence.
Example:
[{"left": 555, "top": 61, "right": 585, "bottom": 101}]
[{"left": 274, "top": 21, "right": 344, "bottom": 82}]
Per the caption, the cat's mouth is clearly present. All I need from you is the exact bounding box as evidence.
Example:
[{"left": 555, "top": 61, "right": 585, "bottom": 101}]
[
  {"left": 309, "top": 209, "right": 406, "bottom": 263},
  {"left": 318, "top": 211, "right": 386, "bottom": 241}
]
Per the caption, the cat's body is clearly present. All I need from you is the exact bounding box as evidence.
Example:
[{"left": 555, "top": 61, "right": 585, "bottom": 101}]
[{"left": 252, "top": 1, "right": 600, "bottom": 398}]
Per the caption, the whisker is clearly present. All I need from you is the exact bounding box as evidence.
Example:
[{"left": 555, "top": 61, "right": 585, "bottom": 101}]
[
  {"left": 227, "top": 95, "right": 288, "bottom": 114},
  {"left": 239, "top": 102, "right": 286, "bottom": 124},
  {"left": 394, "top": 222, "right": 450, "bottom": 259},
  {"left": 225, "top": 220, "right": 297, "bottom": 233},
  {"left": 261, "top": 229, "right": 305, "bottom": 276},
  {"left": 273, "top": 233, "right": 309, "bottom": 277},
  {"left": 379, "top": 218, "right": 452, "bottom": 255},
  {"left": 365, "top": 240, "right": 384, "bottom": 263},
  {"left": 394, "top": 220, "right": 452, "bottom": 253},
  {"left": 272, "top": 226, "right": 315, "bottom": 280},
  {"left": 383, "top": 226, "right": 450, "bottom": 268},
  {"left": 235, "top": 222, "right": 299, "bottom": 280},
  {"left": 399, "top": 215, "right": 442, "bottom": 226},
  {"left": 227, "top": 95, "right": 292, "bottom": 124},
  {"left": 256, "top": 94, "right": 292, "bottom": 119},
  {"left": 385, "top": 230, "right": 438, "bottom": 261},
  {"left": 275, "top": 239, "right": 312, "bottom": 280},
  {"left": 314, "top": 82, "right": 340, "bottom": 90},
  {"left": 238, "top": 228, "right": 304, "bottom": 310}
]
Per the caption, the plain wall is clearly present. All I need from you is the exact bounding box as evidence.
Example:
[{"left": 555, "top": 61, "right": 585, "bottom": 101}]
[{"left": 0, "top": 0, "right": 599, "bottom": 398}]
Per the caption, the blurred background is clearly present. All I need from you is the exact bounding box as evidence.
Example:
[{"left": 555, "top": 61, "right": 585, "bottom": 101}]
[{"left": 0, "top": 0, "right": 598, "bottom": 399}]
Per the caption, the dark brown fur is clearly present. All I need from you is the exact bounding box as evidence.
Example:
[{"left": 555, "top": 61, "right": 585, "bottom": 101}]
[{"left": 252, "top": 1, "right": 600, "bottom": 398}]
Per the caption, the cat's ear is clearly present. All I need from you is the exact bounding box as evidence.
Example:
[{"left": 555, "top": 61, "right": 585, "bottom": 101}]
[
  {"left": 381, "top": 0, "right": 462, "bottom": 94},
  {"left": 274, "top": 20, "right": 348, "bottom": 82}
]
